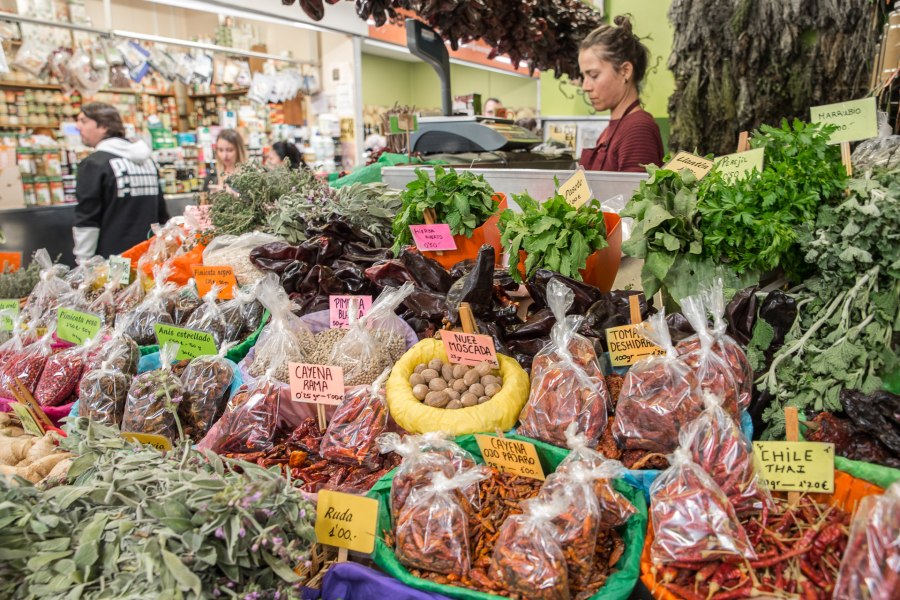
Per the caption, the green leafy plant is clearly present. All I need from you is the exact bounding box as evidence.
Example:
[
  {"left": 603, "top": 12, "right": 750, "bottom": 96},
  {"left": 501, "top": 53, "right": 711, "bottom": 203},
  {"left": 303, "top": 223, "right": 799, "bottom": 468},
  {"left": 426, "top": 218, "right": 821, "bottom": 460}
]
[
  {"left": 391, "top": 167, "right": 498, "bottom": 255},
  {"left": 498, "top": 186, "right": 608, "bottom": 283},
  {"left": 697, "top": 119, "right": 846, "bottom": 277}
]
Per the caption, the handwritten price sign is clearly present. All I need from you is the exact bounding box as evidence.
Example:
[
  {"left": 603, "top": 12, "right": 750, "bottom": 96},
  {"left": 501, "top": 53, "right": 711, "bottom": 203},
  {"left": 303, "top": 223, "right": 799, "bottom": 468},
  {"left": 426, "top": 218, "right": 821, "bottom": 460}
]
[
  {"left": 192, "top": 265, "right": 238, "bottom": 300},
  {"left": 440, "top": 330, "right": 499, "bottom": 368},
  {"left": 409, "top": 224, "right": 458, "bottom": 251},
  {"left": 57, "top": 308, "right": 102, "bottom": 345},
  {"left": 154, "top": 324, "right": 218, "bottom": 360},
  {"left": 476, "top": 434, "right": 545, "bottom": 480},
  {"left": 289, "top": 363, "right": 345, "bottom": 405},
  {"left": 752, "top": 441, "right": 835, "bottom": 493},
  {"left": 329, "top": 295, "right": 372, "bottom": 329},
  {"left": 315, "top": 490, "right": 379, "bottom": 553}
]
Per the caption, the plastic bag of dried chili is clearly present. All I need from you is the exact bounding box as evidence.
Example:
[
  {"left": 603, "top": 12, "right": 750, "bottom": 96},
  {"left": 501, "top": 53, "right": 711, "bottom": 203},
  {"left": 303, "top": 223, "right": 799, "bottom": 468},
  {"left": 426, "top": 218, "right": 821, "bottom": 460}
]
[
  {"left": 178, "top": 341, "right": 236, "bottom": 438},
  {"left": 320, "top": 367, "right": 391, "bottom": 470},
  {"left": 377, "top": 432, "right": 457, "bottom": 524},
  {"left": 675, "top": 291, "right": 741, "bottom": 419},
  {"left": 395, "top": 466, "right": 490, "bottom": 576},
  {"left": 79, "top": 355, "right": 131, "bottom": 426},
  {"left": 199, "top": 367, "right": 281, "bottom": 454},
  {"left": 415, "top": 431, "right": 482, "bottom": 508},
  {"left": 116, "top": 263, "right": 177, "bottom": 346},
  {"left": 34, "top": 336, "right": 101, "bottom": 406},
  {"left": 613, "top": 310, "right": 703, "bottom": 454},
  {"left": 649, "top": 446, "right": 757, "bottom": 565},
  {"left": 834, "top": 480, "right": 900, "bottom": 600},
  {"left": 704, "top": 278, "right": 753, "bottom": 409},
  {"left": 121, "top": 341, "right": 185, "bottom": 440},
  {"left": 491, "top": 494, "right": 571, "bottom": 600},
  {"left": 681, "top": 392, "right": 772, "bottom": 515},
  {"left": 0, "top": 323, "right": 56, "bottom": 397},
  {"left": 518, "top": 280, "right": 610, "bottom": 448},
  {"left": 555, "top": 424, "right": 636, "bottom": 529}
]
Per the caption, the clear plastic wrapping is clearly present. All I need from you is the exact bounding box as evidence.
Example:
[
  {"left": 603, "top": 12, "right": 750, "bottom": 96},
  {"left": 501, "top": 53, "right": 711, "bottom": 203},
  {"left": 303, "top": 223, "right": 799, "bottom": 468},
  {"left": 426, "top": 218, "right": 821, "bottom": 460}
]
[
  {"left": 327, "top": 283, "right": 414, "bottom": 386},
  {"left": 0, "top": 324, "right": 55, "bottom": 397},
  {"left": 178, "top": 342, "right": 235, "bottom": 438},
  {"left": 22, "top": 249, "right": 71, "bottom": 326},
  {"left": 34, "top": 336, "right": 100, "bottom": 406},
  {"left": 320, "top": 368, "right": 390, "bottom": 469},
  {"left": 218, "top": 284, "right": 263, "bottom": 341},
  {"left": 704, "top": 278, "right": 753, "bottom": 410},
  {"left": 378, "top": 432, "right": 457, "bottom": 523},
  {"left": 490, "top": 494, "right": 571, "bottom": 600},
  {"left": 613, "top": 310, "right": 703, "bottom": 453},
  {"left": 88, "top": 260, "right": 129, "bottom": 325},
  {"left": 246, "top": 274, "right": 313, "bottom": 383},
  {"left": 87, "top": 320, "right": 140, "bottom": 375},
  {"left": 79, "top": 356, "right": 131, "bottom": 427},
  {"left": 834, "top": 481, "right": 900, "bottom": 600},
  {"left": 117, "top": 264, "right": 176, "bottom": 345},
  {"left": 395, "top": 468, "right": 490, "bottom": 576},
  {"left": 649, "top": 447, "right": 756, "bottom": 565},
  {"left": 200, "top": 369, "right": 280, "bottom": 453},
  {"left": 681, "top": 393, "right": 772, "bottom": 515},
  {"left": 184, "top": 285, "right": 229, "bottom": 346},
  {"left": 518, "top": 280, "right": 609, "bottom": 447},
  {"left": 172, "top": 279, "right": 201, "bottom": 326},
  {"left": 121, "top": 342, "right": 184, "bottom": 440}
]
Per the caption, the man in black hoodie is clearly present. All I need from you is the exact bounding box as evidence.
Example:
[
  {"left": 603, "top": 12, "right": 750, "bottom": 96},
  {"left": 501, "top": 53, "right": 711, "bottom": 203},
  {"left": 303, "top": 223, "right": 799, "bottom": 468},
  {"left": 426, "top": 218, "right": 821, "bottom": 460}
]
[{"left": 73, "top": 102, "right": 169, "bottom": 261}]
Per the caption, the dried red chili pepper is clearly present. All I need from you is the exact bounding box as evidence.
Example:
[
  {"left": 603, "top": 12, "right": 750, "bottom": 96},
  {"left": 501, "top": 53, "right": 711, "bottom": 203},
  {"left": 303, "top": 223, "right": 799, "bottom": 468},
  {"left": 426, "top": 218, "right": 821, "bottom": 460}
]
[
  {"left": 320, "top": 371, "right": 389, "bottom": 470},
  {"left": 203, "top": 371, "right": 279, "bottom": 453}
]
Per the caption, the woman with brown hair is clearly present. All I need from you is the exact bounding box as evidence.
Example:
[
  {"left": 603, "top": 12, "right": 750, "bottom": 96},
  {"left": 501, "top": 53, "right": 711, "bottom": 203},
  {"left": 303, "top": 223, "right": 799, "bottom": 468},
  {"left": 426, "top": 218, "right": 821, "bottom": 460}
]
[
  {"left": 203, "top": 128, "right": 247, "bottom": 193},
  {"left": 578, "top": 15, "right": 664, "bottom": 173}
]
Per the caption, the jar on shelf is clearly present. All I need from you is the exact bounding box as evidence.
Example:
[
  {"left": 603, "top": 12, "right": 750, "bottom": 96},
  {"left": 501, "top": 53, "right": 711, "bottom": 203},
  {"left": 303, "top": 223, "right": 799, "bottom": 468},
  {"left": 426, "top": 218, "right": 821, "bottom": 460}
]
[
  {"left": 49, "top": 177, "right": 64, "bottom": 204},
  {"left": 44, "top": 150, "right": 62, "bottom": 176},
  {"left": 17, "top": 148, "right": 34, "bottom": 176},
  {"left": 34, "top": 176, "right": 50, "bottom": 206},
  {"left": 22, "top": 177, "right": 36, "bottom": 207}
]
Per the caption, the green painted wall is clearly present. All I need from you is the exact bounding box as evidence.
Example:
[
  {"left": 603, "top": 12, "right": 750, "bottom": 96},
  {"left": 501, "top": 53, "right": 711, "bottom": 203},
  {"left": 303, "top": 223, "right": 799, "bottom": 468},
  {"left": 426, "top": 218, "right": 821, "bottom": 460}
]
[{"left": 361, "top": 54, "right": 413, "bottom": 107}]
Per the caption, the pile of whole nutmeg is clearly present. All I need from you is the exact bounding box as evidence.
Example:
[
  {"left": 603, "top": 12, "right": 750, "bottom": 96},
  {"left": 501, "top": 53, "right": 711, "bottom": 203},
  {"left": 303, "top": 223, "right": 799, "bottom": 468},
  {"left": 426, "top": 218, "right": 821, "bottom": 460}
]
[{"left": 409, "top": 359, "right": 503, "bottom": 409}]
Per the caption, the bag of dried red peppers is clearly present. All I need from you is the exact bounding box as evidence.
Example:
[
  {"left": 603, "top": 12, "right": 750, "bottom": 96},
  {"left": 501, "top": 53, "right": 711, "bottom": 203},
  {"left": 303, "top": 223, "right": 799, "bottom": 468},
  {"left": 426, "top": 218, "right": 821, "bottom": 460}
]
[
  {"left": 395, "top": 467, "right": 491, "bottom": 577},
  {"left": 377, "top": 432, "right": 458, "bottom": 523},
  {"left": 519, "top": 279, "right": 610, "bottom": 448},
  {"left": 613, "top": 310, "right": 703, "bottom": 454},
  {"left": 0, "top": 322, "right": 55, "bottom": 397},
  {"left": 200, "top": 366, "right": 280, "bottom": 453},
  {"left": 649, "top": 446, "right": 757, "bottom": 565},
  {"left": 34, "top": 335, "right": 102, "bottom": 406},
  {"left": 320, "top": 367, "right": 391, "bottom": 470},
  {"left": 834, "top": 480, "right": 900, "bottom": 599}
]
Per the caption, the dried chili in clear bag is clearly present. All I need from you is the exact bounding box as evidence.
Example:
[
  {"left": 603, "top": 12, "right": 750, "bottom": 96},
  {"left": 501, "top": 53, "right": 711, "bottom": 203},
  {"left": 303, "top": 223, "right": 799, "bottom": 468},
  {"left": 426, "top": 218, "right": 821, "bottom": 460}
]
[
  {"left": 79, "top": 355, "right": 131, "bottom": 426},
  {"left": 184, "top": 284, "right": 229, "bottom": 346},
  {"left": 34, "top": 336, "right": 101, "bottom": 406},
  {"left": 701, "top": 278, "right": 753, "bottom": 410},
  {"left": 649, "top": 446, "right": 756, "bottom": 565},
  {"left": 327, "top": 282, "right": 414, "bottom": 386},
  {"left": 117, "top": 264, "right": 176, "bottom": 345},
  {"left": 121, "top": 341, "right": 184, "bottom": 440},
  {"left": 613, "top": 310, "right": 703, "bottom": 454},
  {"left": 321, "top": 367, "right": 390, "bottom": 469},
  {"left": 377, "top": 432, "right": 457, "bottom": 523},
  {"left": 172, "top": 278, "right": 201, "bottom": 325},
  {"left": 246, "top": 274, "right": 313, "bottom": 383},
  {"left": 556, "top": 424, "right": 636, "bottom": 530},
  {"left": 178, "top": 341, "right": 236, "bottom": 438},
  {"left": 201, "top": 368, "right": 280, "bottom": 454},
  {"left": 834, "top": 481, "right": 900, "bottom": 600},
  {"left": 681, "top": 392, "right": 772, "bottom": 515},
  {"left": 519, "top": 280, "right": 609, "bottom": 447},
  {"left": 675, "top": 292, "right": 741, "bottom": 419},
  {"left": 491, "top": 494, "right": 571, "bottom": 600},
  {"left": 395, "top": 467, "right": 490, "bottom": 576},
  {"left": 0, "top": 324, "right": 55, "bottom": 397},
  {"left": 416, "top": 431, "right": 481, "bottom": 509}
]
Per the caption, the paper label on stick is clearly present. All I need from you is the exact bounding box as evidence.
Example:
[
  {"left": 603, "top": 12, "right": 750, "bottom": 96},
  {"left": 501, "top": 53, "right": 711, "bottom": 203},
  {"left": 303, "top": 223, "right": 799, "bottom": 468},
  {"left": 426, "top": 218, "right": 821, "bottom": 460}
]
[
  {"left": 605, "top": 324, "right": 666, "bottom": 367},
  {"left": 108, "top": 255, "right": 132, "bottom": 285},
  {"left": 154, "top": 323, "right": 218, "bottom": 360},
  {"left": 558, "top": 169, "right": 592, "bottom": 208},
  {"left": 0, "top": 299, "right": 18, "bottom": 332},
  {"left": 475, "top": 434, "right": 545, "bottom": 480},
  {"left": 289, "top": 362, "right": 345, "bottom": 405},
  {"left": 315, "top": 490, "right": 379, "bottom": 554},
  {"left": 752, "top": 441, "right": 835, "bottom": 493},
  {"left": 713, "top": 147, "right": 765, "bottom": 181},
  {"left": 664, "top": 151, "right": 714, "bottom": 179},
  {"left": 439, "top": 330, "right": 499, "bottom": 367},
  {"left": 389, "top": 113, "right": 419, "bottom": 135},
  {"left": 11, "top": 402, "right": 44, "bottom": 436},
  {"left": 122, "top": 432, "right": 174, "bottom": 451},
  {"left": 0, "top": 252, "right": 21, "bottom": 272},
  {"left": 57, "top": 308, "right": 102, "bottom": 345},
  {"left": 810, "top": 97, "right": 878, "bottom": 144},
  {"left": 409, "top": 224, "right": 458, "bottom": 252},
  {"left": 192, "top": 265, "right": 237, "bottom": 300},
  {"left": 329, "top": 295, "right": 372, "bottom": 329}
]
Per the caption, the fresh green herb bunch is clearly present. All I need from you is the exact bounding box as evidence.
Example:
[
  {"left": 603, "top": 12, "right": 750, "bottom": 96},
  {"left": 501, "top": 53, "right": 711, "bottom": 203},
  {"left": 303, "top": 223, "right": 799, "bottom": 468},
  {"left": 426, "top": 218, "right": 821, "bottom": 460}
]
[
  {"left": 697, "top": 119, "right": 846, "bottom": 277},
  {"left": 757, "top": 168, "right": 900, "bottom": 439},
  {"left": 0, "top": 259, "right": 40, "bottom": 299},
  {"left": 330, "top": 182, "right": 402, "bottom": 247},
  {"left": 391, "top": 167, "right": 498, "bottom": 255},
  {"left": 267, "top": 167, "right": 338, "bottom": 244},
  {"left": 0, "top": 417, "right": 317, "bottom": 599},
  {"left": 499, "top": 185, "right": 608, "bottom": 283}
]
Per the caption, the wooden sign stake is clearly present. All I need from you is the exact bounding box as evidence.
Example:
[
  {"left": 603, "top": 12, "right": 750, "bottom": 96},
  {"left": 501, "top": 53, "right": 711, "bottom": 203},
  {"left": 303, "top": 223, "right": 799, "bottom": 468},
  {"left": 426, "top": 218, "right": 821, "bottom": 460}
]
[
  {"left": 840, "top": 142, "right": 853, "bottom": 177},
  {"left": 317, "top": 404, "right": 327, "bottom": 433},
  {"left": 11, "top": 377, "right": 54, "bottom": 433},
  {"left": 422, "top": 208, "right": 444, "bottom": 256},
  {"left": 784, "top": 406, "right": 800, "bottom": 505},
  {"left": 628, "top": 295, "right": 642, "bottom": 325},
  {"left": 337, "top": 547, "right": 348, "bottom": 562},
  {"left": 736, "top": 131, "right": 750, "bottom": 153},
  {"left": 459, "top": 302, "right": 479, "bottom": 334}
]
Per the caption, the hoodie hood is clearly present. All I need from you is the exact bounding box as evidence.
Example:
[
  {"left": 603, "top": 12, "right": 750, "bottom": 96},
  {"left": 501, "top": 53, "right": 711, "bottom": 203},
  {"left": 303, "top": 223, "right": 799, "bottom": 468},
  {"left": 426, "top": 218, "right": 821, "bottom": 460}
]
[{"left": 95, "top": 137, "right": 152, "bottom": 163}]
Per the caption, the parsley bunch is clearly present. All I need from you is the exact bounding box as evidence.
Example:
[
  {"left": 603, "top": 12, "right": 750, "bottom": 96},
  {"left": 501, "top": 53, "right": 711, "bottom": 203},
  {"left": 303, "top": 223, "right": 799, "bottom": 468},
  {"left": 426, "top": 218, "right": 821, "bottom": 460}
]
[
  {"left": 391, "top": 167, "right": 498, "bottom": 255},
  {"left": 499, "top": 187, "right": 608, "bottom": 283}
]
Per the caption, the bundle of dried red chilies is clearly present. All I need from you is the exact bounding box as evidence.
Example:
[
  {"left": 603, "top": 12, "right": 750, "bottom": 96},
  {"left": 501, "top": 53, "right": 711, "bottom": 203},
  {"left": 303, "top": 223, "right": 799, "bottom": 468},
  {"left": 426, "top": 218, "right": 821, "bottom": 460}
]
[
  {"left": 378, "top": 432, "right": 458, "bottom": 522},
  {"left": 320, "top": 368, "right": 390, "bottom": 470},
  {"left": 201, "top": 368, "right": 280, "bottom": 453}
]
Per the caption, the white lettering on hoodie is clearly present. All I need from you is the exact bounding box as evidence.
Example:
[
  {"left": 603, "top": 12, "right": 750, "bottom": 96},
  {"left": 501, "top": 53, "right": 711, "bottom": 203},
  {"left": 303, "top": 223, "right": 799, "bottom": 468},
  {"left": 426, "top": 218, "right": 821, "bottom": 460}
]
[{"left": 95, "top": 138, "right": 160, "bottom": 198}]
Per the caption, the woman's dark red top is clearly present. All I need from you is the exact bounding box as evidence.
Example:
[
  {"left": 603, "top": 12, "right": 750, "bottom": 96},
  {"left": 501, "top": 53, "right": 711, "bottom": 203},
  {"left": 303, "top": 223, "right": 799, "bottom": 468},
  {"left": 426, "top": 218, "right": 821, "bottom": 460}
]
[{"left": 579, "top": 108, "right": 664, "bottom": 173}]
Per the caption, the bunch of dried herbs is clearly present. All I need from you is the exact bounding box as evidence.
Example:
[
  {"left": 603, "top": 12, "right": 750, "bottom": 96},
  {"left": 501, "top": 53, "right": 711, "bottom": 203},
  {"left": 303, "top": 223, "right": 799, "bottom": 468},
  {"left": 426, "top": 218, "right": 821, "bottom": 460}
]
[
  {"left": 0, "top": 258, "right": 41, "bottom": 299},
  {"left": 330, "top": 182, "right": 401, "bottom": 247},
  {"left": 0, "top": 417, "right": 317, "bottom": 599},
  {"left": 391, "top": 167, "right": 498, "bottom": 255},
  {"left": 268, "top": 168, "right": 338, "bottom": 244}
]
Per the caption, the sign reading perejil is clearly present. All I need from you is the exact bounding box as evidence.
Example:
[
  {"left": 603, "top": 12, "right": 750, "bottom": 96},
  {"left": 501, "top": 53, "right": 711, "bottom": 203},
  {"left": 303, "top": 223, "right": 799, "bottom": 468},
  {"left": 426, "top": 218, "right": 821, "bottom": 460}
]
[
  {"left": 664, "top": 151, "right": 714, "bottom": 180},
  {"left": 558, "top": 169, "right": 592, "bottom": 208},
  {"left": 315, "top": 490, "right": 379, "bottom": 553},
  {"left": 329, "top": 295, "right": 372, "bottom": 329},
  {"left": 409, "top": 224, "right": 458, "bottom": 252},
  {"left": 713, "top": 147, "right": 765, "bottom": 181},
  {"left": 57, "top": 308, "right": 103, "bottom": 345},
  {"left": 192, "top": 265, "right": 238, "bottom": 300},
  {"left": 439, "top": 330, "right": 499, "bottom": 368},
  {"left": 752, "top": 441, "right": 835, "bottom": 493},
  {"left": 810, "top": 97, "right": 877, "bottom": 145},
  {"left": 605, "top": 324, "right": 666, "bottom": 367},
  {"left": 475, "top": 434, "right": 545, "bottom": 480},
  {"left": 289, "top": 362, "right": 345, "bottom": 405},
  {"left": 154, "top": 323, "right": 218, "bottom": 360}
]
